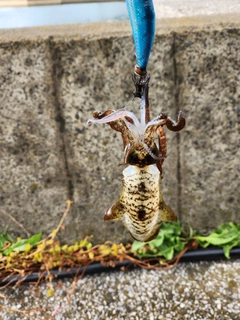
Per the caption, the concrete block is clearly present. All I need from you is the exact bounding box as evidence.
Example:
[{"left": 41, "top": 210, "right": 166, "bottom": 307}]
[
  {"left": 174, "top": 27, "right": 240, "bottom": 232},
  {"left": 0, "top": 39, "right": 69, "bottom": 238}
]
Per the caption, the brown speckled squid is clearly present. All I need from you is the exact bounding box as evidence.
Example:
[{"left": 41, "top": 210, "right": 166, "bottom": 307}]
[{"left": 87, "top": 69, "right": 185, "bottom": 242}]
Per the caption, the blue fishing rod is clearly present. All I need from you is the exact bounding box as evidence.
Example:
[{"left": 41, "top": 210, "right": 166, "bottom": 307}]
[{"left": 126, "top": 0, "right": 155, "bottom": 98}]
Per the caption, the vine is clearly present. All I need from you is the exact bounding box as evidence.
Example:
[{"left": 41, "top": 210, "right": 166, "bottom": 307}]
[{"left": 0, "top": 200, "right": 239, "bottom": 288}]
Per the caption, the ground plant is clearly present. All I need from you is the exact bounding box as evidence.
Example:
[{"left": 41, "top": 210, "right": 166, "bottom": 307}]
[
  {"left": 0, "top": 201, "right": 239, "bottom": 317},
  {"left": 1, "top": 201, "right": 239, "bottom": 284}
]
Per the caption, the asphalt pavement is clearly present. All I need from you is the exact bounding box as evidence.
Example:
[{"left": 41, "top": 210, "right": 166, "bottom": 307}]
[{"left": 0, "top": 259, "right": 240, "bottom": 319}]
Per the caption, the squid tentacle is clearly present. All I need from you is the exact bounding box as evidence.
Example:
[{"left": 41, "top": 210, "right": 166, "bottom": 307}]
[
  {"left": 87, "top": 108, "right": 140, "bottom": 127},
  {"left": 156, "top": 126, "right": 167, "bottom": 177},
  {"left": 166, "top": 111, "right": 186, "bottom": 132}
]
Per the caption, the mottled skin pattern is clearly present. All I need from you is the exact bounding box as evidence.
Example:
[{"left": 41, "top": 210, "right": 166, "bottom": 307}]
[
  {"left": 104, "top": 165, "right": 177, "bottom": 242},
  {"left": 87, "top": 71, "right": 185, "bottom": 242}
]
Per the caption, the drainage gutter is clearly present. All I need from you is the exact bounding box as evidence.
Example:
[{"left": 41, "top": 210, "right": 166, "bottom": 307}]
[{"left": 1, "top": 247, "right": 240, "bottom": 286}]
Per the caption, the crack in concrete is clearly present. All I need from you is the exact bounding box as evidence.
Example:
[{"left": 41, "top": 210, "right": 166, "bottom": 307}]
[
  {"left": 172, "top": 32, "right": 182, "bottom": 219},
  {"left": 49, "top": 41, "right": 74, "bottom": 201}
]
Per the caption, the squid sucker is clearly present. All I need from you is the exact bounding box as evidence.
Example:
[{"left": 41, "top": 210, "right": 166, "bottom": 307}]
[{"left": 87, "top": 75, "right": 185, "bottom": 242}]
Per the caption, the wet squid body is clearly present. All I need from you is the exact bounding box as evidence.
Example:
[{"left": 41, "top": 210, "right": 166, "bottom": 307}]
[{"left": 87, "top": 78, "right": 185, "bottom": 242}]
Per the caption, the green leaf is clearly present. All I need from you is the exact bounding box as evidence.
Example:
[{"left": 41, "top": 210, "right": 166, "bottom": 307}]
[
  {"left": 147, "top": 235, "right": 164, "bottom": 248},
  {"left": 131, "top": 241, "right": 146, "bottom": 253},
  {"left": 3, "top": 232, "right": 42, "bottom": 256},
  {"left": 159, "top": 221, "right": 183, "bottom": 236},
  {"left": 131, "top": 221, "right": 240, "bottom": 261},
  {"left": 5, "top": 232, "right": 14, "bottom": 243},
  {"left": 0, "top": 233, "right": 8, "bottom": 250},
  {"left": 160, "top": 247, "right": 174, "bottom": 260},
  {"left": 174, "top": 239, "right": 185, "bottom": 252},
  {"left": 0, "top": 229, "right": 15, "bottom": 250},
  {"left": 196, "top": 234, "right": 238, "bottom": 246},
  {"left": 223, "top": 245, "right": 231, "bottom": 259},
  {"left": 131, "top": 221, "right": 186, "bottom": 260},
  {"left": 195, "top": 222, "right": 240, "bottom": 259},
  {"left": 223, "top": 238, "right": 240, "bottom": 259},
  {"left": 195, "top": 222, "right": 239, "bottom": 247}
]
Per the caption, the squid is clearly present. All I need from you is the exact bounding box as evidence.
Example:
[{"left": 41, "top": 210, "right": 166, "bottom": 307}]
[
  {"left": 86, "top": 0, "right": 185, "bottom": 242},
  {"left": 87, "top": 75, "right": 185, "bottom": 242}
]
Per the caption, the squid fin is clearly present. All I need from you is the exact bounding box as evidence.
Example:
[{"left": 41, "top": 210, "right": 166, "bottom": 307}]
[
  {"left": 104, "top": 201, "right": 124, "bottom": 221},
  {"left": 159, "top": 201, "right": 178, "bottom": 222}
]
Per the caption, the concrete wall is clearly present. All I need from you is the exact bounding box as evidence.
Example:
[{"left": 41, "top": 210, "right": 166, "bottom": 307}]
[{"left": 0, "top": 15, "right": 239, "bottom": 244}]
